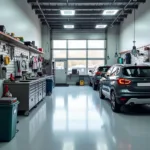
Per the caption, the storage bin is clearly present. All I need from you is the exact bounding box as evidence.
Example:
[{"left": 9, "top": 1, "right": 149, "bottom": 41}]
[
  {"left": 0, "top": 99, "right": 19, "bottom": 142},
  {"left": 46, "top": 79, "right": 53, "bottom": 95}
]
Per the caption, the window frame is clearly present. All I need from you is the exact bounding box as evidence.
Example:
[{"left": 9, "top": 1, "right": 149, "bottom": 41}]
[{"left": 52, "top": 39, "right": 106, "bottom": 74}]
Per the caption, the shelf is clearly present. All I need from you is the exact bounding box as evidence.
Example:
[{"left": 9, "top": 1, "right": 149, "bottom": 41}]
[
  {"left": 28, "top": 46, "right": 44, "bottom": 54},
  {"left": 119, "top": 44, "right": 150, "bottom": 55},
  {"left": 0, "top": 31, "right": 43, "bottom": 55}
]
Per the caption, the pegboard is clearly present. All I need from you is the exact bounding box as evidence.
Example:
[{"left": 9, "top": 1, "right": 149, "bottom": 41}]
[
  {"left": 0, "top": 41, "right": 15, "bottom": 78},
  {"left": 0, "top": 40, "right": 42, "bottom": 79}
]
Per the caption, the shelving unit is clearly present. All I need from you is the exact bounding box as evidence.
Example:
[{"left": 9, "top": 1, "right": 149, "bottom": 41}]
[
  {"left": 120, "top": 44, "right": 150, "bottom": 55},
  {"left": 0, "top": 31, "right": 43, "bottom": 54}
]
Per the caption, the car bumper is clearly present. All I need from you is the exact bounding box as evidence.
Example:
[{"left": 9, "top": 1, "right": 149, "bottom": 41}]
[
  {"left": 116, "top": 93, "right": 150, "bottom": 105},
  {"left": 126, "top": 98, "right": 150, "bottom": 105}
]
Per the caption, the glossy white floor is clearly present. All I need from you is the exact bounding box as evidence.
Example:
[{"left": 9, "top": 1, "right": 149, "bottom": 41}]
[{"left": 1, "top": 86, "right": 150, "bottom": 150}]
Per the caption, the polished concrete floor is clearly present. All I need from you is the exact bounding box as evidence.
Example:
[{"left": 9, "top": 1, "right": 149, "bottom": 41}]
[{"left": 1, "top": 86, "right": 150, "bottom": 150}]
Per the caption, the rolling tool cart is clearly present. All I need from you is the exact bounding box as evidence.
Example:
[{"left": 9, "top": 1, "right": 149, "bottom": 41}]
[{"left": 0, "top": 97, "right": 19, "bottom": 142}]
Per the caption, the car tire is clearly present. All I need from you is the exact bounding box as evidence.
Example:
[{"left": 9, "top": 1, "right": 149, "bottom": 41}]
[
  {"left": 89, "top": 82, "right": 92, "bottom": 86},
  {"left": 99, "top": 88, "right": 105, "bottom": 99},
  {"left": 93, "top": 84, "right": 97, "bottom": 90},
  {"left": 111, "top": 91, "right": 121, "bottom": 113}
]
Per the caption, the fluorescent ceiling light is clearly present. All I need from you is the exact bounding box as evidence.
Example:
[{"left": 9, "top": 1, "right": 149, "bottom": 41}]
[
  {"left": 103, "top": 10, "right": 119, "bottom": 15},
  {"left": 61, "top": 10, "right": 75, "bottom": 16},
  {"left": 64, "top": 25, "right": 74, "bottom": 29},
  {"left": 95, "top": 24, "right": 107, "bottom": 29}
]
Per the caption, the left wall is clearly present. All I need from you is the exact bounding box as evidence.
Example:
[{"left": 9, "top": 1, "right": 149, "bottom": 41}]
[
  {"left": 0, "top": 0, "right": 42, "bottom": 97},
  {"left": 0, "top": 0, "right": 41, "bottom": 47}
]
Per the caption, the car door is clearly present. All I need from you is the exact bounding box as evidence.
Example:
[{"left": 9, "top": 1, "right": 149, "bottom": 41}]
[
  {"left": 107, "top": 66, "right": 120, "bottom": 98},
  {"left": 102, "top": 66, "right": 114, "bottom": 96}
]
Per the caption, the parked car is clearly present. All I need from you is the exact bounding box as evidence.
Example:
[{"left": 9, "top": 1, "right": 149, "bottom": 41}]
[
  {"left": 99, "top": 64, "right": 150, "bottom": 113},
  {"left": 89, "top": 66, "right": 110, "bottom": 90}
]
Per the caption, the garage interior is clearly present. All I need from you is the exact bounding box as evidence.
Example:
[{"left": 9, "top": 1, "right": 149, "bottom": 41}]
[{"left": 0, "top": 0, "right": 150, "bottom": 149}]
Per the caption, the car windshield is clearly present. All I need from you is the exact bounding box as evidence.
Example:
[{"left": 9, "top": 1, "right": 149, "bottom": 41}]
[
  {"left": 123, "top": 67, "right": 150, "bottom": 77},
  {"left": 98, "top": 67, "right": 110, "bottom": 72}
]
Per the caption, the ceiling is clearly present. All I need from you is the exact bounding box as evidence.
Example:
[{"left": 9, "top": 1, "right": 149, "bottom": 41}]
[{"left": 27, "top": 0, "right": 146, "bottom": 29}]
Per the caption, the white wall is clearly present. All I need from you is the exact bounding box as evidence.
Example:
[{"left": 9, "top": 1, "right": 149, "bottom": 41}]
[
  {"left": 52, "top": 29, "right": 106, "bottom": 40},
  {"left": 119, "top": 1, "right": 150, "bottom": 52},
  {"left": 107, "top": 26, "right": 119, "bottom": 65},
  {"left": 0, "top": 0, "right": 41, "bottom": 47}
]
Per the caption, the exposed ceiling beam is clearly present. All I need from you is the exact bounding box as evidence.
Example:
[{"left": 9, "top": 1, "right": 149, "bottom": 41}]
[
  {"left": 38, "top": 15, "right": 127, "bottom": 19},
  {"left": 41, "top": 19, "right": 123, "bottom": 23},
  {"left": 35, "top": 10, "right": 132, "bottom": 15},
  {"left": 32, "top": 5, "right": 138, "bottom": 10},
  {"left": 35, "top": 10, "right": 131, "bottom": 15},
  {"left": 28, "top": 0, "right": 145, "bottom": 4}
]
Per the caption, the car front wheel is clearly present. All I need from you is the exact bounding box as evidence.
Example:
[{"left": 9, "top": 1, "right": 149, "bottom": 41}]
[{"left": 111, "top": 91, "right": 121, "bottom": 113}]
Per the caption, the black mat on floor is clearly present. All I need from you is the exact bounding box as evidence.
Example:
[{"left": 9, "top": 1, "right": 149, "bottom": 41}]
[{"left": 55, "top": 84, "right": 69, "bottom": 87}]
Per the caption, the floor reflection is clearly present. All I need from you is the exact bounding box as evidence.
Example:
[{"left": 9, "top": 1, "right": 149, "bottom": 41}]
[
  {"left": 53, "top": 88, "right": 103, "bottom": 132},
  {"left": 1, "top": 86, "right": 150, "bottom": 150}
]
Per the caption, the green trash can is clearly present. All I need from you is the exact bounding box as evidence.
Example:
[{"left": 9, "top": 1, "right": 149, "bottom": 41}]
[{"left": 0, "top": 97, "right": 19, "bottom": 142}]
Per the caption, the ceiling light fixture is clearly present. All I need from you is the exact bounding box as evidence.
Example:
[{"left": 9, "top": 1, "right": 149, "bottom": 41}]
[
  {"left": 60, "top": 10, "right": 75, "bottom": 16},
  {"left": 64, "top": 25, "right": 74, "bottom": 29},
  {"left": 103, "top": 10, "right": 119, "bottom": 15},
  {"left": 95, "top": 24, "right": 107, "bottom": 29}
]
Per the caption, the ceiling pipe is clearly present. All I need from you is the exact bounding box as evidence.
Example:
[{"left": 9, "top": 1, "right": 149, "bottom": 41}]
[
  {"left": 110, "top": 0, "right": 134, "bottom": 26},
  {"left": 36, "top": 0, "right": 50, "bottom": 29}
]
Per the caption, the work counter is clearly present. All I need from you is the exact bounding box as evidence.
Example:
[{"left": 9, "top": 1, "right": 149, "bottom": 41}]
[{"left": 4, "top": 76, "right": 53, "bottom": 116}]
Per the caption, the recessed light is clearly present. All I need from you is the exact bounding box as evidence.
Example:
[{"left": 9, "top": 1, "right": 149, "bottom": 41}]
[
  {"left": 60, "top": 10, "right": 75, "bottom": 16},
  {"left": 95, "top": 24, "right": 107, "bottom": 28},
  {"left": 64, "top": 25, "right": 74, "bottom": 29},
  {"left": 103, "top": 10, "right": 119, "bottom": 15}
]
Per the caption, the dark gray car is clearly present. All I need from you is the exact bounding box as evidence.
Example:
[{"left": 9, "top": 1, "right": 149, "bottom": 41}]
[
  {"left": 99, "top": 64, "right": 150, "bottom": 113},
  {"left": 89, "top": 66, "right": 110, "bottom": 90}
]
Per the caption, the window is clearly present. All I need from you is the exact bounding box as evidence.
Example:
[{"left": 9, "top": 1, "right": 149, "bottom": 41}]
[
  {"left": 110, "top": 67, "right": 118, "bottom": 76},
  {"left": 68, "top": 60, "right": 86, "bottom": 75},
  {"left": 68, "top": 50, "right": 86, "bottom": 58},
  {"left": 52, "top": 40, "right": 106, "bottom": 75},
  {"left": 88, "top": 40, "right": 105, "bottom": 49},
  {"left": 53, "top": 50, "right": 67, "bottom": 58},
  {"left": 55, "top": 62, "right": 65, "bottom": 69},
  {"left": 88, "top": 50, "right": 105, "bottom": 58},
  {"left": 98, "top": 66, "right": 110, "bottom": 72},
  {"left": 88, "top": 60, "right": 104, "bottom": 72},
  {"left": 106, "top": 66, "right": 114, "bottom": 76},
  {"left": 68, "top": 40, "right": 86, "bottom": 49},
  {"left": 123, "top": 67, "right": 150, "bottom": 77},
  {"left": 53, "top": 40, "right": 66, "bottom": 49}
]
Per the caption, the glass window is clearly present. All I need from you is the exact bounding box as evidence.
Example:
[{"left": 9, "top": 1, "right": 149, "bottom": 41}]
[
  {"left": 53, "top": 40, "right": 66, "bottom": 49},
  {"left": 98, "top": 66, "right": 111, "bottom": 72},
  {"left": 68, "top": 60, "right": 86, "bottom": 75},
  {"left": 88, "top": 60, "right": 104, "bottom": 72},
  {"left": 107, "top": 66, "right": 114, "bottom": 76},
  {"left": 56, "top": 62, "right": 65, "bottom": 69},
  {"left": 53, "top": 50, "right": 66, "bottom": 58},
  {"left": 68, "top": 50, "right": 86, "bottom": 58},
  {"left": 123, "top": 67, "right": 150, "bottom": 77},
  {"left": 88, "top": 40, "right": 105, "bottom": 49},
  {"left": 88, "top": 50, "right": 105, "bottom": 58},
  {"left": 68, "top": 40, "right": 86, "bottom": 49}
]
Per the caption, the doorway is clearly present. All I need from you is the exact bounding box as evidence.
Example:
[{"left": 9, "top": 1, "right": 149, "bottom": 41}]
[{"left": 55, "top": 60, "right": 67, "bottom": 84}]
